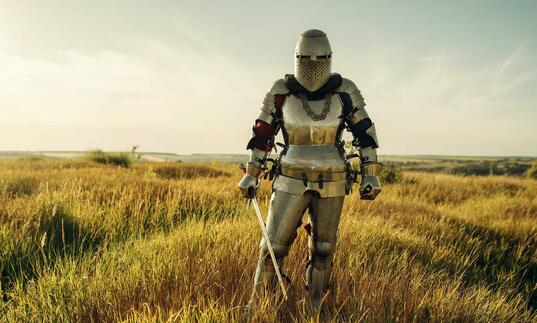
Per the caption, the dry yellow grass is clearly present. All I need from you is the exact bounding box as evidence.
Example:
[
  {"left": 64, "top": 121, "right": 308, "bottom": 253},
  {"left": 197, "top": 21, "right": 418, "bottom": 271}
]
[{"left": 0, "top": 158, "right": 536, "bottom": 322}]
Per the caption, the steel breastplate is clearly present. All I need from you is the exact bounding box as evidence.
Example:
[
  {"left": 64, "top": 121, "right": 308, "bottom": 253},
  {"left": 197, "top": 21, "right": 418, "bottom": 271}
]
[
  {"left": 282, "top": 94, "right": 343, "bottom": 145},
  {"left": 279, "top": 94, "right": 346, "bottom": 176}
]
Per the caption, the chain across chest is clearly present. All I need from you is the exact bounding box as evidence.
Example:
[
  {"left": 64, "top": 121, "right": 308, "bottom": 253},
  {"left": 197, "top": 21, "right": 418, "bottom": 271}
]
[{"left": 298, "top": 93, "right": 332, "bottom": 121}]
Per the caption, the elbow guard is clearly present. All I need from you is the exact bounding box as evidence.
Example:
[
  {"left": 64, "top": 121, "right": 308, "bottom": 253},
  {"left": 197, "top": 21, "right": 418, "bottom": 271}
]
[
  {"left": 246, "top": 120, "right": 278, "bottom": 152},
  {"left": 349, "top": 118, "right": 379, "bottom": 149}
]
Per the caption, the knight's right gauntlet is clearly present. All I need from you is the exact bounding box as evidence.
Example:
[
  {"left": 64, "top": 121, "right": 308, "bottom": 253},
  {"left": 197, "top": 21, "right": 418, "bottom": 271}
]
[{"left": 238, "top": 148, "right": 267, "bottom": 198}]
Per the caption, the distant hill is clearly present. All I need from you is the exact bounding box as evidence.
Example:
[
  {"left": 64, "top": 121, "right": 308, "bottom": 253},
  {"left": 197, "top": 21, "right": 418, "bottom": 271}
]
[
  {"left": 0, "top": 151, "right": 249, "bottom": 163},
  {"left": 0, "top": 151, "right": 534, "bottom": 164}
]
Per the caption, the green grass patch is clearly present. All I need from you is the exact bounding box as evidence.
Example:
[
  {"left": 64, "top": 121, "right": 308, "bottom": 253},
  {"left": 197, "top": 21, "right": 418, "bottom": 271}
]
[{"left": 84, "top": 150, "right": 132, "bottom": 168}]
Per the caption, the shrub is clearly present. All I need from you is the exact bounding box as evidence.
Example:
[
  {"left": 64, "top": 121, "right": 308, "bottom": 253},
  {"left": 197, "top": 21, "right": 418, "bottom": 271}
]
[
  {"left": 84, "top": 150, "right": 131, "bottom": 168},
  {"left": 526, "top": 163, "right": 537, "bottom": 180},
  {"left": 380, "top": 166, "right": 403, "bottom": 184},
  {"left": 153, "top": 164, "right": 231, "bottom": 180},
  {"left": 447, "top": 161, "right": 531, "bottom": 177},
  {"left": 19, "top": 155, "right": 46, "bottom": 162}
]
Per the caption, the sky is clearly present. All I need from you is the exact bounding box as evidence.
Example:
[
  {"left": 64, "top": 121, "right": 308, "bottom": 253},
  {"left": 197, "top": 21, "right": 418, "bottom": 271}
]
[{"left": 0, "top": 0, "right": 536, "bottom": 156}]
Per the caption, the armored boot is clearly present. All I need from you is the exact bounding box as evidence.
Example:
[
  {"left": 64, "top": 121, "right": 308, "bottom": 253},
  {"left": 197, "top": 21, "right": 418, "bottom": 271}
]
[
  {"left": 306, "top": 241, "right": 335, "bottom": 310},
  {"left": 246, "top": 253, "right": 285, "bottom": 312}
]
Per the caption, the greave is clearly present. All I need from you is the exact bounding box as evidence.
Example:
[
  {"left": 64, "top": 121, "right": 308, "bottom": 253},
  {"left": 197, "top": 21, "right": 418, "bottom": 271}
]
[
  {"left": 248, "top": 254, "right": 285, "bottom": 307},
  {"left": 306, "top": 256, "right": 332, "bottom": 310}
]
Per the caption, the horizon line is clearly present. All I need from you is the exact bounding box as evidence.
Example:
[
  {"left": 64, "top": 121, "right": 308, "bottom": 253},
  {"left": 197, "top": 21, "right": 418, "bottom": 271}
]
[{"left": 0, "top": 150, "right": 535, "bottom": 159}]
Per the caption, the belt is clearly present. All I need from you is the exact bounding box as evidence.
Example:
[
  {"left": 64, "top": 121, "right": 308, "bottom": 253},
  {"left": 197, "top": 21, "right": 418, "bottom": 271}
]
[{"left": 279, "top": 166, "right": 347, "bottom": 182}]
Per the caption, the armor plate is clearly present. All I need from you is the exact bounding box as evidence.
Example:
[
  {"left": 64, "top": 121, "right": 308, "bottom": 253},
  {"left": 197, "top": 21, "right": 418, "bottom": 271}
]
[
  {"left": 282, "top": 94, "right": 343, "bottom": 145},
  {"left": 280, "top": 145, "right": 346, "bottom": 173},
  {"left": 272, "top": 175, "right": 347, "bottom": 198},
  {"left": 275, "top": 92, "right": 348, "bottom": 197}
]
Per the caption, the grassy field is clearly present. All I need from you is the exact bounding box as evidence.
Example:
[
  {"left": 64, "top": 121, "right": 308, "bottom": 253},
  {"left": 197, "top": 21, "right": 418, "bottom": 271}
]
[{"left": 0, "top": 157, "right": 536, "bottom": 322}]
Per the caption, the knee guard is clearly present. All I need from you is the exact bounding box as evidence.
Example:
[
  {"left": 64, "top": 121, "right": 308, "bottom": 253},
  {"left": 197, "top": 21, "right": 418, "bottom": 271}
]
[
  {"left": 260, "top": 238, "right": 289, "bottom": 259},
  {"left": 250, "top": 239, "right": 289, "bottom": 305},
  {"left": 310, "top": 240, "right": 336, "bottom": 265},
  {"left": 254, "top": 239, "right": 289, "bottom": 288}
]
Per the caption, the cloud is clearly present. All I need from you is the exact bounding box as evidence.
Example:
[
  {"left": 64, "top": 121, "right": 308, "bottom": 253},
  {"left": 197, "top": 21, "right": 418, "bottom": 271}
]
[
  {"left": 0, "top": 34, "right": 535, "bottom": 155},
  {"left": 356, "top": 43, "right": 537, "bottom": 156},
  {"left": 0, "top": 38, "right": 250, "bottom": 152}
]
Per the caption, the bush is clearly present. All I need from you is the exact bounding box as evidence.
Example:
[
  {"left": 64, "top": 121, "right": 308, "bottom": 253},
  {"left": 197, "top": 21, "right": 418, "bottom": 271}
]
[
  {"left": 84, "top": 150, "right": 131, "bottom": 168},
  {"left": 380, "top": 166, "right": 403, "bottom": 184},
  {"left": 153, "top": 164, "right": 231, "bottom": 180},
  {"left": 526, "top": 163, "right": 537, "bottom": 180},
  {"left": 447, "top": 161, "right": 531, "bottom": 177}
]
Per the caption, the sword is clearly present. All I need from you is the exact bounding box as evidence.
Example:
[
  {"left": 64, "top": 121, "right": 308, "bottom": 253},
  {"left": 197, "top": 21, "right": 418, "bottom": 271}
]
[{"left": 251, "top": 197, "right": 288, "bottom": 300}]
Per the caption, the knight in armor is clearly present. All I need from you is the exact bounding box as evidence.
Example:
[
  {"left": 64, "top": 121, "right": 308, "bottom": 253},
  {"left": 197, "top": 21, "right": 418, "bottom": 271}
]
[{"left": 238, "top": 29, "right": 382, "bottom": 311}]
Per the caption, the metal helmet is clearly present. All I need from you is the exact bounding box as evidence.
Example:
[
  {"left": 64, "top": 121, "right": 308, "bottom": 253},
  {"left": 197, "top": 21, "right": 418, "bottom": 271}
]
[{"left": 294, "top": 29, "right": 332, "bottom": 92}]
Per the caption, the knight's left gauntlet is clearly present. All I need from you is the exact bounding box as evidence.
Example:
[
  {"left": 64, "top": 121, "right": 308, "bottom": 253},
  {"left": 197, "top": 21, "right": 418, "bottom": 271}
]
[{"left": 359, "top": 162, "right": 382, "bottom": 200}]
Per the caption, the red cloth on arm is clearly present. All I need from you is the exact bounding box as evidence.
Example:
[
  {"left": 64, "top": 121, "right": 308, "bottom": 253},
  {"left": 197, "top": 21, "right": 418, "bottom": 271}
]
[{"left": 246, "top": 94, "right": 286, "bottom": 152}]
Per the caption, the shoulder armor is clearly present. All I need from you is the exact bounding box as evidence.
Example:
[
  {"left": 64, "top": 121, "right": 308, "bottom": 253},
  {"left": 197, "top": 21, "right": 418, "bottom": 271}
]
[
  {"left": 337, "top": 78, "right": 366, "bottom": 110},
  {"left": 261, "top": 78, "right": 289, "bottom": 114},
  {"left": 269, "top": 78, "right": 289, "bottom": 95}
]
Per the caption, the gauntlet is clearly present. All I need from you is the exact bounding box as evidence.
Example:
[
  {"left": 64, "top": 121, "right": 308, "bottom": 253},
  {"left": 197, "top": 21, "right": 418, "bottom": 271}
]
[
  {"left": 359, "top": 162, "right": 382, "bottom": 200},
  {"left": 238, "top": 148, "right": 267, "bottom": 198},
  {"left": 238, "top": 162, "right": 262, "bottom": 198}
]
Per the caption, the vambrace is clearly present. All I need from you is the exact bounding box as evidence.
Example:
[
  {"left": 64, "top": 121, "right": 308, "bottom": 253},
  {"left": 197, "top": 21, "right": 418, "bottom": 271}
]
[
  {"left": 246, "top": 148, "right": 268, "bottom": 178},
  {"left": 359, "top": 146, "right": 378, "bottom": 164}
]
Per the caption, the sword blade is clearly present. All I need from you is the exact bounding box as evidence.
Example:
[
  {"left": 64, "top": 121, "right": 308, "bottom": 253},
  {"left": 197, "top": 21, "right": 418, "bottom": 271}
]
[{"left": 251, "top": 197, "right": 288, "bottom": 300}]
